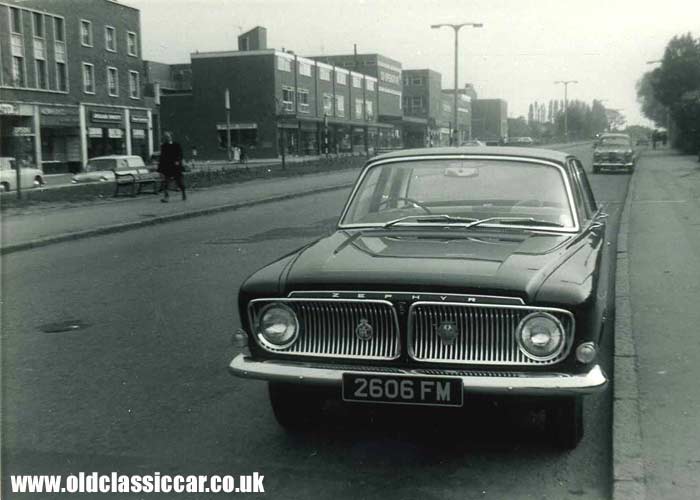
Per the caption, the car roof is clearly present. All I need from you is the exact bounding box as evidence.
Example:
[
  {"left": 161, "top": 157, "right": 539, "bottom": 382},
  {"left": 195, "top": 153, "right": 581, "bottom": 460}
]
[
  {"left": 600, "top": 133, "right": 630, "bottom": 138},
  {"left": 370, "top": 146, "right": 571, "bottom": 164},
  {"left": 88, "top": 155, "right": 143, "bottom": 160}
]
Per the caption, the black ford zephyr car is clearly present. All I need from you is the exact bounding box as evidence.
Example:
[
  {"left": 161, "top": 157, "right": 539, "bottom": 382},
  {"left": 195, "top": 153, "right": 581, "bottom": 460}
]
[{"left": 230, "top": 147, "right": 611, "bottom": 449}]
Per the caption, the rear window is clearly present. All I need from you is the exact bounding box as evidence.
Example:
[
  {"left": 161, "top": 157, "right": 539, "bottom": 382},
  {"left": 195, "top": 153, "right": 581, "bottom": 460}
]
[{"left": 86, "top": 159, "right": 117, "bottom": 172}]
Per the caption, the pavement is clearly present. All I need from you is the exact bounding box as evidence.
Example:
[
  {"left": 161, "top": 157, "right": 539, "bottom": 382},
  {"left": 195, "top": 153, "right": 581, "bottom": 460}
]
[{"left": 613, "top": 148, "right": 700, "bottom": 500}]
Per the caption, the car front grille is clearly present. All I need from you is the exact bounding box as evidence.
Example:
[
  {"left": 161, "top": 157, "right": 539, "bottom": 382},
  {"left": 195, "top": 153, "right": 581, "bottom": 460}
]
[
  {"left": 408, "top": 302, "right": 574, "bottom": 366},
  {"left": 249, "top": 299, "right": 400, "bottom": 360}
]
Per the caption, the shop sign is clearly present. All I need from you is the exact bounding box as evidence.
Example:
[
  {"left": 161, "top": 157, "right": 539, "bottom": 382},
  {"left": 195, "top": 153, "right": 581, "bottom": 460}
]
[
  {"left": 131, "top": 115, "right": 149, "bottom": 124},
  {"left": 91, "top": 111, "right": 123, "bottom": 123},
  {"left": 41, "top": 107, "right": 78, "bottom": 116},
  {"left": 108, "top": 128, "right": 124, "bottom": 139},
  {"left": 132, "top": 129, "right": 146, "bottom": 139},
  {"left": 216, "top": 123, "right": 258, "bottom": 130},
  {"left": 0, "top": 103, "right": 19, "bottom": 115},
  {"left": 12, "top": 127, "right": 33, "bottom": 136},
  {"left": 88, "top": 127, "right": 103, "bottom": 138}
]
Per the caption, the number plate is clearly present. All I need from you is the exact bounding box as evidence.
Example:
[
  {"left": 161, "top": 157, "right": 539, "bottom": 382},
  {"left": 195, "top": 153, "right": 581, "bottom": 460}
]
[{"left": 342, "top": 374, "right": 463, "bottom": 407}]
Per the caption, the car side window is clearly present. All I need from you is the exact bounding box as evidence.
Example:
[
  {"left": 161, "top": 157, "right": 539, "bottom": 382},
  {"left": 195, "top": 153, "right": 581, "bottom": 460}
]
[
  {"left": 572, "top": 159, "right": 597, "bottom": 214},
  {"left": 117, "top": 160, "right": 128, "bottom": 171},
  {"left": 566, "top": 160, "right": 591, "bottom": 222}
]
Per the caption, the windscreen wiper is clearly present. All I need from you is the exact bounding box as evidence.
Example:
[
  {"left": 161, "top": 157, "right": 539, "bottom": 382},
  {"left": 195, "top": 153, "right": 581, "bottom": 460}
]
[
  {"left": 464, "top": 217, "right": 564, "bottom": 229},
  {"left": 382, "top": 214, "right": 478, "bottom": 228}
]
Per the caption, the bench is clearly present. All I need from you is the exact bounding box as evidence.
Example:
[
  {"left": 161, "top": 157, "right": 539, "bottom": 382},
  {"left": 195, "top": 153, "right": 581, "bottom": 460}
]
[{"left": 113, "top": 170, "right": 161, "bottom": 197}]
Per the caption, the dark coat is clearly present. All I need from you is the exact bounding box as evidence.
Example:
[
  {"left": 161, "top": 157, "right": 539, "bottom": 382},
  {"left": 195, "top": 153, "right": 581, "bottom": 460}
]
[{"left": 158, "top": 141, "right": 183, "bottom": 176}]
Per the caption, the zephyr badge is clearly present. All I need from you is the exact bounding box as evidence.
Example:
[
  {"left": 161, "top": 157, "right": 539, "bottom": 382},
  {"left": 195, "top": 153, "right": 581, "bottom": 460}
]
[
  {"left": 355, "top": 319, "right": 373, "bottom": 341},
  {"left": 437, "top": 320, "right": 458, "bottom": 345}
]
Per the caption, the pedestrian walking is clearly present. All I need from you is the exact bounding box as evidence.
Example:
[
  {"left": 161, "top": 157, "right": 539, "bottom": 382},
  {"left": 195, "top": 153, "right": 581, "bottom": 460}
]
[{"left": 158, "top": 132, "right": 186, "bottom": 202}]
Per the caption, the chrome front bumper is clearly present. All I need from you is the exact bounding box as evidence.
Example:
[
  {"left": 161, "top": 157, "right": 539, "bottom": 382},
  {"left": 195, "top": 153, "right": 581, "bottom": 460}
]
[
  {"left": 593, "top": 162, "right": 634, "bottom": 168},
  {"left": 229, "top": 354, "right": 608, "bottom": 396}
]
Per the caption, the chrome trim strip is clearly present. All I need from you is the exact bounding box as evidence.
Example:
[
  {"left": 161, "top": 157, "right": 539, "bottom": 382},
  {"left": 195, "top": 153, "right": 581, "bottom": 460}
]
[
  {"left": 406, "top": 301, "right": 575, "bottom": 366},
  {"left": 337, "top": 154, "right": 581, "bottom": 233},
  {"left": 287, "top": 290, "right": 525, "bottom": 305},
  {"left": 229, "top": 355, "right": 608, "bottom": 395},
  {"left": 247, "top": 298, "right": 401, "bottom": 360}
]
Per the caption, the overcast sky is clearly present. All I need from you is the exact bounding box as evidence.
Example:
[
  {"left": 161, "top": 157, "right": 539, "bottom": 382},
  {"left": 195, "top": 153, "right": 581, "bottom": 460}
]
[{"left": 126, "top": 0, "right": 699, "bottom": 126}]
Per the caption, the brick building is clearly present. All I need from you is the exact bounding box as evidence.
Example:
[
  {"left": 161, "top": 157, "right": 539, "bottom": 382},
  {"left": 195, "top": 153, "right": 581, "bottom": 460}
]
[
  {"left": 0, "top": 0, "right": 153, "bottom": 173},
  {"left": 158, "top": 27, "right": 393, "bottom": 160}
]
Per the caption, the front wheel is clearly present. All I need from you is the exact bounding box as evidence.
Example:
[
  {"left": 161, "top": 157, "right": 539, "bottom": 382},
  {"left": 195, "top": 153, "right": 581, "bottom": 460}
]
[
  {"left": 268, "top": 383, "right": 326, "bottom": 431},
  {"left": 545, "top": 396, "right": 583, "bottom": 450}
]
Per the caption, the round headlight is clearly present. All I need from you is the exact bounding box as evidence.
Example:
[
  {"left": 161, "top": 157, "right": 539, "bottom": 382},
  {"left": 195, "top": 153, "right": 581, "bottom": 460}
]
[
  {"left": 516, "top": 312, "right": 566, "bottom": 361},
  {"left": 256, "top": 303, "right": 299, "bottom": 349}
]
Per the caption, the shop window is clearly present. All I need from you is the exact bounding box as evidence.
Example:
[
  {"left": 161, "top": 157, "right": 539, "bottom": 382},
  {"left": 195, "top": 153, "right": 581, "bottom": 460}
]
[
  {"left": 80, "top": 20, "right": 92, "bottom": 47},
  {"left": 335, "top": 71, "right": 346, "bottom": 86},
  {"left": 297, "top": 89, "right": 309, "bottom": 113},
  {"left": 129, "top": 71, "right": 140, "bottom": 99},
  {"left": 127, "top": 32, "right": 138, "bottom": 57},
  {"left": 335, "top": 95, "right": 345, "bottom": 117},
  {"left": 82, "top": 63, "right": 95, "bottom": 94},
  {"left": 105, "top": 26, "right": 116, "bottom": 52},
  {"left": 355, "top": 98, "right": 363, "bottom": 119},
  {"left": 56, "top": 62, "right": 67, "bottom": 91},
  {"left": 277, "top": 57, "right": 291, "bottom": 72},
  {"left": 281, "top": 87, "right": 295, "bottom": 112},
  {"left": 107, "top": 67, "right": 119, "bottom": 96},
  {"left": 319, "top": 67, "right": 331, "bottom": 81},
  {"left": 10, "top": 7, "right": 22, "bottom": 33}
]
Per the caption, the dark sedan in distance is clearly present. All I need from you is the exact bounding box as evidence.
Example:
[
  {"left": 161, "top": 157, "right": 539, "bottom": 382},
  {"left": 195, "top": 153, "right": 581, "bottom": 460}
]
[
  {"left": 593, "top": 133, "right": 636, "bottom": 173},
  {"left": 230, "top": 147, "right": 611, "bottom": 449}
]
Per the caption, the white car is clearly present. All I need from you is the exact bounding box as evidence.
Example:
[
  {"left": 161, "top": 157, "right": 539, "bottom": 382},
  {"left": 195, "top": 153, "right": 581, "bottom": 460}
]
[
  {"left": 0, "top": 157, "right": 45, "bottom": 192},
  {"left": 72, "top": 155, "right": 150, "bottom": 183}
]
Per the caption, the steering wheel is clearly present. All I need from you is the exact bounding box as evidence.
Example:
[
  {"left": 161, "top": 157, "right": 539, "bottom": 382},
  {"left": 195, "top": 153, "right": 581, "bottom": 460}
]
[{"left": 377, "top": 197, "right": 432, "bottom": 213}]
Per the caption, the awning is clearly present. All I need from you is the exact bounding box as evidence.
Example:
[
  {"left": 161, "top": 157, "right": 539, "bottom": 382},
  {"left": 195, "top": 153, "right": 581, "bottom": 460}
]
[{"left": 216, "top": 123, "right": 257, "bottom": 130}]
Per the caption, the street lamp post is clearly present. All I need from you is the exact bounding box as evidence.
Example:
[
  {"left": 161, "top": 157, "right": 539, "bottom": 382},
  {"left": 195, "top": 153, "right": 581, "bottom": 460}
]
[
  {"left": 554, "top": 80, "right": 578, "bottom": 142},
  {"left": 431, "top": 22, "right": 483, "bottom": 145},
  {"left": 225, "top": 88, "right": 232, "bottom": 162}
]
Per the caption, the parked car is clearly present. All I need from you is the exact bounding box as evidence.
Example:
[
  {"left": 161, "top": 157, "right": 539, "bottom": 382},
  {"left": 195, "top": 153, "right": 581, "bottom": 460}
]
[
  {"left": 460, "top": 139, "right": 486, "bottom": 147},
  {"left": 230, "top": 146, "right": 611, "bottom": 449},
  {"left": 0, "top": 157, "right": 45, "bottom": 192},
  {"left": 592, "top": 133, "right": 636, "bottom": 173},
  {"left": 508, "top": 137, "right": 535, "bottom": 146},
  {"left": 635, "top": 137, "right": 650, "bottom": 146},
  {"left": 72, "top": 155, "right": 150, "bottom": 183}
]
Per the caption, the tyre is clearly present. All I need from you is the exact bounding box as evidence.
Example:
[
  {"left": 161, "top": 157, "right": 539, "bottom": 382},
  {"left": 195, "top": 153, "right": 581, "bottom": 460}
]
[
  {"left": 34, "top": 175, "right": 44, "bottom": 187},
  {"left": 1, "top": 182, "right": 10, "bottom": 192},
  {"left": 268, "top": 382, "right": 326, "bottom": 431},
  {"left": 545, "top": 396, "right": 583, "bottom": 450}
]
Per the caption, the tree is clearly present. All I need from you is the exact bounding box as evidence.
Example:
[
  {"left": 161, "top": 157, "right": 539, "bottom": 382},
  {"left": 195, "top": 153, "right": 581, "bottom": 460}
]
[
  {"left": 528, "top": 103, "right": 534, "bottom": 124},
  {"left": 636, "top": 70, "right": 668, "bottom": 127}
]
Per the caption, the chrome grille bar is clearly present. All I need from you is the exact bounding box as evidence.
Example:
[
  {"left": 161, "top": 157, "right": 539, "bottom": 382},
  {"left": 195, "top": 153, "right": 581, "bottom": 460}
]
[
  {"left": 408, "top": 302, "right": 574, "bottom": 366},
  {"left": 248, "top": 298, "right": 400, "bottom": 360}
]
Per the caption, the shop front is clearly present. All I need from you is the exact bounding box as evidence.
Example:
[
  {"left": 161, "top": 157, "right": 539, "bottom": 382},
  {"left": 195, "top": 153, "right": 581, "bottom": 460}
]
[
  {"left": 0, "top": 102, "right": 37, "bottom": 167},
  {"left": 86, "top": 109, "right": 126, "bottom": 159},
  {"left": 130, "top": 112, "right": 150, "bottom": 161},
  {"left": 39, "top": 106, "right": 81, "bottom": 173}
]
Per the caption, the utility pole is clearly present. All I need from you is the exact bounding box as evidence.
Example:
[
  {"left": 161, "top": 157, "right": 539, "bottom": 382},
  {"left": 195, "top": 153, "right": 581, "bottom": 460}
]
[
  {"left": 431, "top": 22, "right": 483, "bottom": 145},
  {"left": 225, "top": 88, "right": 232, "bottom": 162},
  {"left": 554, "top": 80, "right": 578, "bottom": 142}
]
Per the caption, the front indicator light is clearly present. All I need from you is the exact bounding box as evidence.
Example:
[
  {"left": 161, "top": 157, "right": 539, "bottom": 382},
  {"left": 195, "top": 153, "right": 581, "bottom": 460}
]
[
  {"left": 576, "top": 342, "right": 597, "bottom": 364},
  {"left": 256, "top": 303, "right": 299, "bottom": 349},
  {"left": 516, "top": 312, "right": 566, "bottom": 362}
]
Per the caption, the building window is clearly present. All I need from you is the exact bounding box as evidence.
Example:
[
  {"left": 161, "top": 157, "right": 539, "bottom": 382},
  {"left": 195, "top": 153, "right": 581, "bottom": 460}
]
[
  {"left": 352, "top": 75, "right": 362, "bottom": 89},
  {"left": 365, "top": 100, "right": 374, "bottom": 120},
  {"left": 298, "top": 62, "right": 311, "bottom": 77},
  {"left": 35, "top": 60, "right": 47, "bottom": 89},
  {"left": 54, "top": 17, "right": 65, "bottom": 42},
  {"left": 335, "top": 95, "right": 345, "bottom": 117},
  {"left": 277, "top": 56, "right": 291, "bottom": 72},
  {"left": 10, "top": 7, "right": 22, "bottom": 33},
  {"left": 105, "top": 26, "right": 116, "bottom": 52},
  {"left": 402, "top": 96, "right": 409, "bottom": 109},
  {"left": 107, "top": 67, "right": 119, "bottom": 96},
  {"left": 412, "top": 76, "right": 423, "bottom": 86},
  {"left": 297, "top": 89, "right": 310, "bottom": 113},
  {"left": 12, "top": 57, "right": 26, "bottom": 87},
  {"left": 403, "top": 76, "right": 410, "bottom": 86},
  {"left": 367, "top": 79, "right": 375, "bottom": 92},
  {"left": 355, "top": 98, "right": 363, "bottom": 119},
  {"left": 82, "top": 63, "right": 95, "bottom": 94},
  {"left": 80, "top": 20, "right": 92, "bottom": 46},
  {"left": 127, "top": 31, "right": 138, "bottom": 56},
  {"left": 335, "top": 71, "right": 346, "bottom": 86},
  {"left": 319, "top": 67, "right": 331, "bottom": 81},
  {"left": 129, "top": 71, "right": 140, "bottom": 98},
  {"left": 323, "top": 93, "right": 333, "bottom": 115},
  {"left": 56, "top": 62, "right": 67, "bottom": 91},
  {"left": 33, "top": 12, "right": 44, "bottom": 38},
  {"left": 412, "top": 96, "right": 423, "bottom": 110},
  {"left": 281, "top": 86, "right": 295, "bottom": 112}
]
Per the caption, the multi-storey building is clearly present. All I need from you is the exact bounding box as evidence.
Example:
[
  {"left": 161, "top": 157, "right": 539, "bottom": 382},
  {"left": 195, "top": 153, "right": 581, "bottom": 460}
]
[
  {"left": 0, "top": 0, "right": 152, "bottom": 173},
  {"left": 441, "top": 87, "right": 473, "bottom": 143},
  {"left": 158, "top": 27, "right": 387, "bottom": 160},
  {"left": 472, "top": 98, "right": 508, "bottom": 144}
]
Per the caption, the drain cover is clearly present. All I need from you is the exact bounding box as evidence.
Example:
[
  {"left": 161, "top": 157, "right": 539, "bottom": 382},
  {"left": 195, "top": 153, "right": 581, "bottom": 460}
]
[{"left": 39, "top": 319, "right": 90, "bottom": 333}]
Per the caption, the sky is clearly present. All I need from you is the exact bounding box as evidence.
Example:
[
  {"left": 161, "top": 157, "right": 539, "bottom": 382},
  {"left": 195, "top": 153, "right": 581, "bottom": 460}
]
[{"left": 125, "top": 0, "right": 700, "bottom": 127}]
